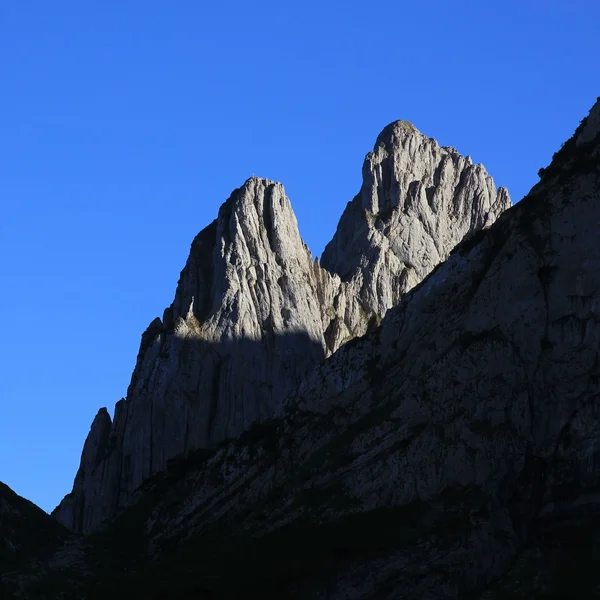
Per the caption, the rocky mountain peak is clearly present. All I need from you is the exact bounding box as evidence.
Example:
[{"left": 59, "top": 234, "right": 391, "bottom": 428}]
[
  {"left": 164, "top": 176, "right": 316, "bottom": 341},
  {"left": 321, "top": 119, "right": 511, "bottom": 318},
  {"left": 375, "top": 118, "right": 419, "bottom": 144},
  {"left": 52, "top": 120, "right": 511, "bottom": 533},
  {"left": 7, "top": 99, "right": 600, "bottom": 600}
]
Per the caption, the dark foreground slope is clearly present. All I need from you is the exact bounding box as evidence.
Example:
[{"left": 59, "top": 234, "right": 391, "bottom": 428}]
[
  {"left": 3, "top": 98, "right": 600, "bottom": 599},
  {"left": 0, "top": 482, "right": 83, "bottom": 599},
  {"left": 0, "top": 482, "right": 68, "bottom": 572}
]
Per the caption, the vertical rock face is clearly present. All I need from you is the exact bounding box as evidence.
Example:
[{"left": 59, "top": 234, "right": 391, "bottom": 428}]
[
  {"left": 321, "top": 120, "right": 511, "bottom": 323},
  {"left": 51, "top": 408, "right": 112, "bottom": 530},
  {"left": 118, "top": 179, "right": 329, "bottom": 504},
  {"left": 53, "top": 122, "right": 511, "bottom": 533},
  {"left": 55, "top": 178, "right": 332, "bottom": 532},
  {"left": 576, "top": 98, "right": 600, "bottom": 146},
  {"left": 131, "top": 98, "right": 600, "bottom": 600}
]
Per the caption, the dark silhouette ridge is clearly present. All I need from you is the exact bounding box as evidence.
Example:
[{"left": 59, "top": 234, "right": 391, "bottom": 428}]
[{"left": 0, "top": 482, "right": 69, "bottom": 575}]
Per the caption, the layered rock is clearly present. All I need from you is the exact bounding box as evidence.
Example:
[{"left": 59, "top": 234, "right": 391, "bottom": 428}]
[
  {"left": 53, "top": 122, "right": 510, "bottom": 533},
  {"left": 321, "top": 120, "right": 510, "bottom": 324},
  {"left": 7, "top": 100, "right": 600, "bottom": 600},
  {"left": 102, "top": 97, "right": 600, "bottom": 598},
  {"left": 55, "top": 178, "right": 332, "bottom": 532}
]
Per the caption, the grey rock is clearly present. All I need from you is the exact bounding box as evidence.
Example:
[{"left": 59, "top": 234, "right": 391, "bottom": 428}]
[
  {"left": 9, "top": 100, "right": 600, "bottom": 600},
  {"left": 118, "top": 179, "right": 329, "bottom": 502},
  {"left": 321, "top": 120, "right": 511, "bottom": 328},
  {"left": 576, "top": 97, "right": 600, "bottom": 146},
  {"left": 53, "top": 121, "right": 510, "bottom": 533},
  {"left": 125, "top": 97, "right": 600, "bottom": 599},
  {"left": 51, "top": 408, "right": 111, "bottom": 531}
]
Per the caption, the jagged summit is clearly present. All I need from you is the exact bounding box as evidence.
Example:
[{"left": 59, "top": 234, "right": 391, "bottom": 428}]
[
  {"left": 321, "top": 118, "right": 510, "bottom": 316},
  {"left": 375, "top": 119, "right": 419, "bottom": 144},
  {"left": 7, "top": 98, "right": 600, "bottom": 600},
  {"left": 52, "top": 120, "right": 511, "bottom": 533},
  {"left": 165, "top": 176, "right": 313, "bottom": 337}
]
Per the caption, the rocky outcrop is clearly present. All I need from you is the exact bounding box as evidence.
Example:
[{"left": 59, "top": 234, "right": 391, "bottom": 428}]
[
  {"left": 121, "top": 98, "right": 600, "bottom": 599},
  {"left": 577, "top": 99, "right": 600, "bottom": 146},
  {"left": 71, "top": 96, "right": 599, "bottom": 599},
  {"left": 321, "top": 120, "right": 510, "bottom": 326},
  {"left": 5, "top": 100, "right": 600, "bottom": 600},
  {"left": 53, "top": 122, "right": 510, "bottom": 533},
  {"left": 55, "top": 178, "right": 332, "bottom": 532},
  {"left": 51, "top": 408, "right": 113, "bottom": 530}
]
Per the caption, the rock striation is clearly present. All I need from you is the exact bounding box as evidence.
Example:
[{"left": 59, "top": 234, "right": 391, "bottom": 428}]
[
  {"left": 321, "top": 120, "right": 510, "bottom": 323},
  {"left": 4, "top": 98, "right": 600, "bottom": 600},
  {"left": 86, "top": 96, "right": 600, "bottom": 599},
  {"left": 53, "top": 121, "right": 510, "bottom": 533}
]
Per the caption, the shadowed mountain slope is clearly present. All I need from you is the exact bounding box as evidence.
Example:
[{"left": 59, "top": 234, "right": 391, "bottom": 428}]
[
  {"left": 52, "top": 121, "right": 510, "bottom": 534},
  {"left": 2, "top": 99, "right": 599, "bottom": 599}
]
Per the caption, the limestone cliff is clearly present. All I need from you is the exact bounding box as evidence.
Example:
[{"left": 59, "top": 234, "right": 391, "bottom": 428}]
[
  {"left": 4, "top": 99, "right": 600, "bottom": 600},
  {"left": 321, "top": 120, "right": 510, "bottom": 323},
  {"left": 53, "top": 121, "right": 510, "bottom": 533},
  {"left": 92, "top": 96, "right": 600, "bottom": 599}
]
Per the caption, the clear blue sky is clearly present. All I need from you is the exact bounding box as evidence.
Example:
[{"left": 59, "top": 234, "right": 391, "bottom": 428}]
[{"left": 1, "top": 1, "right": 598, "bottom": 514}]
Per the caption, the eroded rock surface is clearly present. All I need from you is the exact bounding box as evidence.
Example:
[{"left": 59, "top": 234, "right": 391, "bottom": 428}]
[
  {"left": 321, "top": 120, "right": 510, "bottom": 323},
  {"left": 4, "top": 99, "right": 600, "bottom": 600},
  {"left": 110, "top": 97, "right": 600, "bottom": 599},
  {"left": 53, "top": 122, "right": 510, "bottom": 534}
]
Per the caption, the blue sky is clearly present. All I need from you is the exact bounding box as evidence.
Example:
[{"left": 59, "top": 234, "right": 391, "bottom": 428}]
[{"left": 0, "top": 0, "right": 598, "bottom": 513}]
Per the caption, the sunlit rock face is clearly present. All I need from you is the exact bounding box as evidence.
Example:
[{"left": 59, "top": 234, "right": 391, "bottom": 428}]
[
  {"left": 321, "top": 120, "right": 510, "bottom": 324},
  {"left": 131, "top": 98, "right": 600, "bottom": 599},
  {"left": 53, "top": 121, "right": 510, "bottom": 533},
  {"left": 11, "top": 98, "right": 600, "bottom": 600},
  {"left": 320, "top": 120, "right": 511, "bottom": 352}
]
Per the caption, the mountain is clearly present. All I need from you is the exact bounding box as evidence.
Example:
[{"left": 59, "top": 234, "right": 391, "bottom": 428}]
[
  {"left": 321, "top": 120, "right": 509, "bottom": 316},
  {"left": 64, "top": 96, "right": 597, "bottom": 600},
  {"left": 0, "top": 482, "right": 81, "bottom": 599},
  {"left": 0, "top": 482, "right": 68, "bottom": 574},
  {"left": 5, "top": 99, "right": 599, "bottom": 599},
  {"left": 52, "top": 120, "right": 510, "bottom": 534}
]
